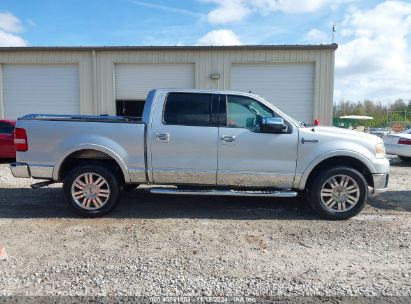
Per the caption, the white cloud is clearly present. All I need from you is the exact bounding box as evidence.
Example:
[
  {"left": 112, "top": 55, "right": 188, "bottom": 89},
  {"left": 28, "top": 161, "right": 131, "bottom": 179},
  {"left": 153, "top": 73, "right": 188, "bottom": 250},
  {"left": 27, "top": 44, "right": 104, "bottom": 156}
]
[
  {"left": 205, "top": 0, "right": 250, "bottom": 24},
  {"left": 252, "top": 0, "right": 333, "bottom": 13},
  {"left": 0, "top": 30, "right": 27, "bottom": 46},
  {"left": 204, "top": 0, "right": 351, "bottom": 24},
  {"left": 334, "top": 1, "right": 411, "bottom": 102},
  {"left": 0, "top": 11, "right": 23, "bottom": 33},
  {"left": 0, "top": 12, "right": 27, "bottom": 46},
  {"left": 304, "top": 29, "right": 328, "bottom": 44},
  {"left": 197, "top": 29, "right": 242, "bottom": 46}
]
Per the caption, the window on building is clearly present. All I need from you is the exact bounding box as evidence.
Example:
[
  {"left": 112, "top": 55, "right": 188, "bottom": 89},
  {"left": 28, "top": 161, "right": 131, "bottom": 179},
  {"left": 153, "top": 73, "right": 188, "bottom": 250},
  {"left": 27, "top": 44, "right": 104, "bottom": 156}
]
[
  {"left": 0, "top": 122, "right": 14, "bottom": 135},
  {"left": 226, "top": 95, "right": 274, "bottom": 132},
  {"left": 116, "top": 100, "right": 145, "bottom": 117},
  {"left": 163, "top": 93, "right": 212, "bottom": 126}
]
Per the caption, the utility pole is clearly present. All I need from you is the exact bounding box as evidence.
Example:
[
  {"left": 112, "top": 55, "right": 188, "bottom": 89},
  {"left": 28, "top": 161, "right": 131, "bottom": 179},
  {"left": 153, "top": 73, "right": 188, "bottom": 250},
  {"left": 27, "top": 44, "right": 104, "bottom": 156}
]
[{"left": 386, "top": 109, "right": 389, "bottom": 129}]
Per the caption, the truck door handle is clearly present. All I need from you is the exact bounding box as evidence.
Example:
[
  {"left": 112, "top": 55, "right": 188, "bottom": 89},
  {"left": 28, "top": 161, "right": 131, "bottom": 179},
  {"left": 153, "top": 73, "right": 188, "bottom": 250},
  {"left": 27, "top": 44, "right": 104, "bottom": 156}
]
[
  {"left": 221, "top": 135, "right": 236, "bottom": 143},
  {"left": 155, "top": 133, "right": 170, "bottom": 142}
]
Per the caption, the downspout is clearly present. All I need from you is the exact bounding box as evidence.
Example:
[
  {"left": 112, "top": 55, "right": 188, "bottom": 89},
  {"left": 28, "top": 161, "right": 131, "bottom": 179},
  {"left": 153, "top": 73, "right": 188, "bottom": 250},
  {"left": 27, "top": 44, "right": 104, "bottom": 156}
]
[{"left": 91, "top": 50, "right": 98, "bottom": 115}]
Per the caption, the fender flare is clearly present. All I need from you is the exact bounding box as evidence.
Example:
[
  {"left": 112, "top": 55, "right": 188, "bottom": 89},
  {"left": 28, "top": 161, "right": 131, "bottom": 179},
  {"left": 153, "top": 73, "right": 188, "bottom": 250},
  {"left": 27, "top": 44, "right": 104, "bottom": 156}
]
[
  {"left": 297, "top": 150, "right": 377, "bottom": 190},
  {"left": 52, "top": 144, "right": 130, "bottom": 183}
]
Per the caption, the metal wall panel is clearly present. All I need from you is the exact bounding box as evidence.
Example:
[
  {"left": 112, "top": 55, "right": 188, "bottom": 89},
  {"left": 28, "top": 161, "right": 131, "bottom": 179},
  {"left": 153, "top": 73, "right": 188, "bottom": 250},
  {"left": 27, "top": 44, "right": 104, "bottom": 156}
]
[
  {"left": 95, "top": 49, "right": 335, "bottom": 124},
  {"left": 0, "top": 47, "right": 336, "bottom": 125}
]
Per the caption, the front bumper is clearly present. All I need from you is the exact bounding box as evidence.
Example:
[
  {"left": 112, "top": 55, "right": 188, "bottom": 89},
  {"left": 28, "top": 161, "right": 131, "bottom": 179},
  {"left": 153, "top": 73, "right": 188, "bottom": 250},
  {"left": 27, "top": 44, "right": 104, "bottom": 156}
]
[{"left": 371, "top": 173, "right": 389, "bottom": 195}]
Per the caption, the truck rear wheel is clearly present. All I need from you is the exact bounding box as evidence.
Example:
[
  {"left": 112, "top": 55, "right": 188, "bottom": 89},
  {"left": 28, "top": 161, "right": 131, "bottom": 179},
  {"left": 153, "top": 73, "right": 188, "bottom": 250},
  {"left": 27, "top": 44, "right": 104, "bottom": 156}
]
[
  {"left": 308, "top": 167, "right": 368, "bottom": 220},
  {"left": 63, "top": 165, "right": 120, "bottom": 217}
]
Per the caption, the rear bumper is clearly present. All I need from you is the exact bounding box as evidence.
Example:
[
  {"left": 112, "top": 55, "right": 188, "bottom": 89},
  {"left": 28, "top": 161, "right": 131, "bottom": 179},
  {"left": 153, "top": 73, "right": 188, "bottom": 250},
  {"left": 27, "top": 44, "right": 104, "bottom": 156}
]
[
  {"left": 10, "top": 163, "right": 31, "bottom": 178},
  {"left": 10, "top": 162, "right": 54, "bottom": 179},
  {"left": 371, "top": 173, "right": 389, "bottom": 195}
]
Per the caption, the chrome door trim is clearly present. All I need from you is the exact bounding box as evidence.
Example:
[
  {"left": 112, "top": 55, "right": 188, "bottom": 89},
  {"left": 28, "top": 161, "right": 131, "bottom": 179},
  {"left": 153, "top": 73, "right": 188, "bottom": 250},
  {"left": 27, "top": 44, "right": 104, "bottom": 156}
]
[
  {"left": 218, "top": 170, "right": 295, "bottom": 188},
  {"left": 152, "top": 168, "right": 217, "bottom": 185}
]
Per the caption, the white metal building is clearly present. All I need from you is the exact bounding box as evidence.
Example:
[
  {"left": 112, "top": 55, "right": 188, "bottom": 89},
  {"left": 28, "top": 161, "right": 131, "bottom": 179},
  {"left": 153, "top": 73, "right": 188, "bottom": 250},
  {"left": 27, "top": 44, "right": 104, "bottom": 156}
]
[{"left": 0, "top": 44, "right": 337, "bottom": 124}]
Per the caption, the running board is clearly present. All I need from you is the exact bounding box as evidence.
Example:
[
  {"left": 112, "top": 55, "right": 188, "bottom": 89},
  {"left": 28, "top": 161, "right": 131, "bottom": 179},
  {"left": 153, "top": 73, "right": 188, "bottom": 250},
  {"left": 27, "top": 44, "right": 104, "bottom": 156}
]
[{"left": 149, "top": 188, "right": 298, "bottom": 198}]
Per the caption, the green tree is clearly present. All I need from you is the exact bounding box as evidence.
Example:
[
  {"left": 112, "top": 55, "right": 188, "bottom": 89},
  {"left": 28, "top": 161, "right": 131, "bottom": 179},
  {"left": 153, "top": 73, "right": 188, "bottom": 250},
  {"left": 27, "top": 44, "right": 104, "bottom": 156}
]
[{"left": 333, "top": 98, "right": 411, "bottom": 128}]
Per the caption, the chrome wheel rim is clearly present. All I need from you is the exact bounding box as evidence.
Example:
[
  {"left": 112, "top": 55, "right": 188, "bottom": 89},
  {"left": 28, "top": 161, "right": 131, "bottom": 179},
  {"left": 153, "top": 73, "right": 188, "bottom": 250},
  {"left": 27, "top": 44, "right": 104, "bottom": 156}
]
[
  {"left": 71, "top": 173, "right": 110, "bottom": 210},
  {"left": 320, "top": 174, "right": 360, "bottom": 213}
]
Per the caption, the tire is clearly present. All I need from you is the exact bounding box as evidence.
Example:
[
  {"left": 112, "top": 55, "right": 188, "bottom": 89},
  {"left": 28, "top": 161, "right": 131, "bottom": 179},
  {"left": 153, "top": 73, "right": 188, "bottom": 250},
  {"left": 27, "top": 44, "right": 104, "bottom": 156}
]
[
  {"left": 63, "top": 165, "right": 120, "bottom": 217},
  {"left": 307, "top": 167, "right": 368, "bottom": 220},
  {"left": 123, "top": 184, "right": 139, "bottom": 192}
]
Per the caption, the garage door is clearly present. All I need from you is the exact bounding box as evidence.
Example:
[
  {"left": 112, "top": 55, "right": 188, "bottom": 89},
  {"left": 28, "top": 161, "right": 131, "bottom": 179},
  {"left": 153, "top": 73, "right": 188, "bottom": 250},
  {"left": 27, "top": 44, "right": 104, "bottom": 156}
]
[
  {"left": 115, "top": 64, "right": 195, "bottom": 100},
  {"left": 3, "top": 64, "right": 80, "bottom": 119},
  {"left": 231, "top": 63, "right": 314, "bottom": 123},
  {"left": 115, "top": 64, "right": 195, "bottom": 117}
]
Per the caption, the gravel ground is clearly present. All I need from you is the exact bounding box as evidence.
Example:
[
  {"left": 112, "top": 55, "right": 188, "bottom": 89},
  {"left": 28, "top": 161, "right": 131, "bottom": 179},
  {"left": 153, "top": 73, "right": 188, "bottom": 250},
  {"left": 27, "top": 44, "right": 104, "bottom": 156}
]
[{"left": 0, "top": 158, "right": 410, "bottom": 301}]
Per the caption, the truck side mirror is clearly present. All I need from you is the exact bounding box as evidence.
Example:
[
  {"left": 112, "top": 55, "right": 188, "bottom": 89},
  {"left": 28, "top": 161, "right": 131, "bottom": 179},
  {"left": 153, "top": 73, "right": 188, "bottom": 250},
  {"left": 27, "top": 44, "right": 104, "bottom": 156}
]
[{"left": 261, "top": 117, "right": 287, "bottom": 133}]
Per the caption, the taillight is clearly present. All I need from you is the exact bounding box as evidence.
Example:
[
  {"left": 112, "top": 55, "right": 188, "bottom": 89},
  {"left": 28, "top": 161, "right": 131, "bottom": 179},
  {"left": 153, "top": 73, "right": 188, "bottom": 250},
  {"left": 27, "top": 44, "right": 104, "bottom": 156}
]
[
  {"left": 398, "top": 138, "right": 411, "bottom": 145},
  {"left": 14, "top": 128, "right": 28, "bottom": 151}
]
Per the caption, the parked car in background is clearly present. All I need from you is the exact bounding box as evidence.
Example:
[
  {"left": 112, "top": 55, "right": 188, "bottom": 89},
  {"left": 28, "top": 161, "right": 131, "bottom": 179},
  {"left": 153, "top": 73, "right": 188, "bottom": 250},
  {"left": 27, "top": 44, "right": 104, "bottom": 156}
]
[
  {"left": 368, "top": 128, "right": 389, "bottom": 138},
  {"left": 0, "top": 120, "right": 16, "bottom": 159},
  {"left": 383, "top": 132, "right": 411, "bottom": 162}
]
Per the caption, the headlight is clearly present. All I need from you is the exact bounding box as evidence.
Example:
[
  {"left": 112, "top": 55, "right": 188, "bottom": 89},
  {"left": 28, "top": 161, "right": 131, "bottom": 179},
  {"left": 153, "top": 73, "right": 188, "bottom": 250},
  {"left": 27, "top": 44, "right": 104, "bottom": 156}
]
[{"left": 375, "top": 143, "right": 385, "bottom": 158}]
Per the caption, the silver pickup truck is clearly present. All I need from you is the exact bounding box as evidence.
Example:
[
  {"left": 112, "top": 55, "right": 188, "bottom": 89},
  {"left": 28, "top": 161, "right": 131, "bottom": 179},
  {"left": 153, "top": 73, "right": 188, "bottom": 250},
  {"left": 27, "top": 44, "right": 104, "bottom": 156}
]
[{"left": 10, "top": 89, "right": 389, "bottom": 219}]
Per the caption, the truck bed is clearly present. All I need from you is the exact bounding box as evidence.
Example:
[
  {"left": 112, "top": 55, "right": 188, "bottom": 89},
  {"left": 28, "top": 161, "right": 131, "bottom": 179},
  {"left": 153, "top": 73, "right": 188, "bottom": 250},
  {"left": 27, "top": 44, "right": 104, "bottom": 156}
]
[{"left": 15, "top": 114, "right": 146, "bottom": 182}]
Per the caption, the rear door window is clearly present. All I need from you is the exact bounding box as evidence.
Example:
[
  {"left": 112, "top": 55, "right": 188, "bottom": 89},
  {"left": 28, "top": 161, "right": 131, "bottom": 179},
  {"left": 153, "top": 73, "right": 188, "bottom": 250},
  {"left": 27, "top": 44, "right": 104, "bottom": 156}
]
[{"left": 163, "top": 93, "right": 212, "bottom": 126}]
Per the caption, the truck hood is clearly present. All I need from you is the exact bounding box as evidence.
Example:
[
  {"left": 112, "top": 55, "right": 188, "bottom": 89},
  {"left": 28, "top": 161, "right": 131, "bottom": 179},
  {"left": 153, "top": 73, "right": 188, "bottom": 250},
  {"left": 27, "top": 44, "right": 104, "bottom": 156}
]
[
  {"left": 309, "top": 126, "right": 383, "bottom": 143},
  {"left": 297, "top": 126, "right": 384, "bottom": 166}
]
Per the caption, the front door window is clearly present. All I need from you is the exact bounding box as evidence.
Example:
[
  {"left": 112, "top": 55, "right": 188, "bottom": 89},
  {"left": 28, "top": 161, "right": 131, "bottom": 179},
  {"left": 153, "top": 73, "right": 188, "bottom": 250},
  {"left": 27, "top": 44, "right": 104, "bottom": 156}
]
[{"left": 226, "top": 95, "right": 274, "bottom": 132}]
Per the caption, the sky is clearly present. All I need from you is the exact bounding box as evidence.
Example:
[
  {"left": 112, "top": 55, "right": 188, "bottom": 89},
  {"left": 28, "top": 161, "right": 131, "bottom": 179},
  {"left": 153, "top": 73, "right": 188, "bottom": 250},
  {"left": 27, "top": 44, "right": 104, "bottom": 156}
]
[{"left": 0, "top": 0, "right": 410, "bottom": 104}]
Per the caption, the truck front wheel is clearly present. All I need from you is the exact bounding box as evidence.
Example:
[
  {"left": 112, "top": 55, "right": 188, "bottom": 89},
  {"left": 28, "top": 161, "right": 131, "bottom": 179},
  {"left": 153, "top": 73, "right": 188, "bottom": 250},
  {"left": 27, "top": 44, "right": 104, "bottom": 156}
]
[
  {"left": 308, "top": 167, "right": 368, "bottom": 220},
  {"left": 63, "top": 165, "right": 120, "bottom": 217}
]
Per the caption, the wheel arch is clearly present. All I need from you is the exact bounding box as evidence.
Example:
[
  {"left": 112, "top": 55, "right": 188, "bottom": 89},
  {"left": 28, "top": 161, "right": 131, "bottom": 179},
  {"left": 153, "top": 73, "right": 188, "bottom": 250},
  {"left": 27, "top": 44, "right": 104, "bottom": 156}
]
[
  {"left": 53, "top": 145, "right": 130, "bottom": 183},
  {"left": 300, "top": 153, "right": 375, "bottom": 190}
]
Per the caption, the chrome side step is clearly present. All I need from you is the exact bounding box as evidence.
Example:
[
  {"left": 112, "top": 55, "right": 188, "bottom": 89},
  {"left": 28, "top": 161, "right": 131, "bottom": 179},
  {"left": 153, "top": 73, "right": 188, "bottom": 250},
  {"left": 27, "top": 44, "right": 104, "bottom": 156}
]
[{"left": 149, "top": 188, "right": 298, "bottom": 198}]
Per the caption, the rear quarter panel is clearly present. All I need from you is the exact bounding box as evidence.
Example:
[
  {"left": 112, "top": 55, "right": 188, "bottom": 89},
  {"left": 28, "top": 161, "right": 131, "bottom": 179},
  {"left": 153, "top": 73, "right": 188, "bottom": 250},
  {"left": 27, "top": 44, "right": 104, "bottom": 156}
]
[{"left": 16, "top": 120, "right": 145, "bottom": 182}]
